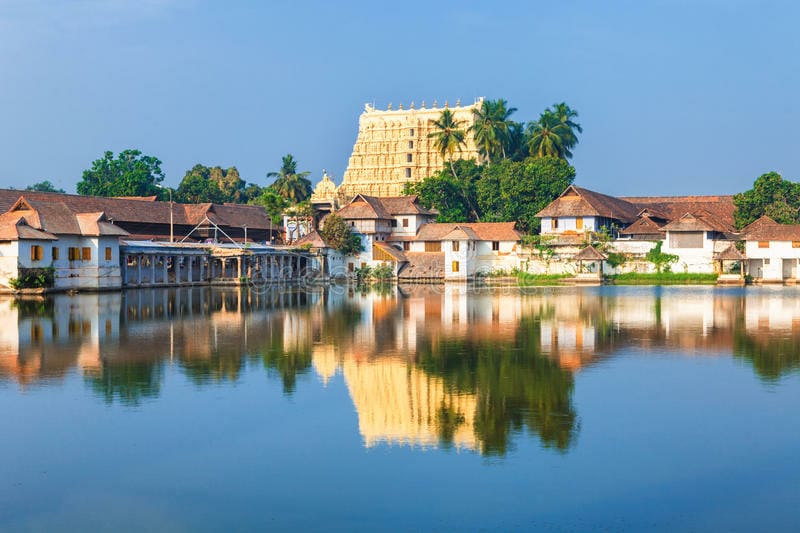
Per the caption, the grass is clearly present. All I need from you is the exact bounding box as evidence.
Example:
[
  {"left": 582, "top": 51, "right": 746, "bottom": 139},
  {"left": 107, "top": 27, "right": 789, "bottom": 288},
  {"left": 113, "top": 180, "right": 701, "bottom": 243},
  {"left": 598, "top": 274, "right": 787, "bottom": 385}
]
[
  {"left": 607, "top": 272, "right": 718, "bottom": 285},
  {"left": 514, "top": 272, "right": 573, "bottom": 286}
]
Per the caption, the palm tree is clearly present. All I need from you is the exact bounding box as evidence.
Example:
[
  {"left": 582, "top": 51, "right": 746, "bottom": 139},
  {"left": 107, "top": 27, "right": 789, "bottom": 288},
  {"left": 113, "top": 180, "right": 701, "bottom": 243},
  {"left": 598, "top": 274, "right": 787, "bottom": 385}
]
[
  {"left": 428, "top": 109, "right": 467, "bottom": 177},
  {"left": 469, "top": 99, "right": 517, "bottom": 165},
  {"left": 551, "top": 102, "right": 582, "bottom": 151},
  {"left": 267, "top": 154, "right": 313, "bottom": 203},
  {"left": 526, "top": 110, "right": 573, "bottom": 159}
]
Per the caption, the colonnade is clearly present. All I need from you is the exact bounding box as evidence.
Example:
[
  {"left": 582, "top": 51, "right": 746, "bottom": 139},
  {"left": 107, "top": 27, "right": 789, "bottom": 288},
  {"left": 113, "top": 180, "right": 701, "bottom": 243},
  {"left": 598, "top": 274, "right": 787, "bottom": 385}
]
[{"left": 120, "top": 249, "right": 312, "bottom": 288}]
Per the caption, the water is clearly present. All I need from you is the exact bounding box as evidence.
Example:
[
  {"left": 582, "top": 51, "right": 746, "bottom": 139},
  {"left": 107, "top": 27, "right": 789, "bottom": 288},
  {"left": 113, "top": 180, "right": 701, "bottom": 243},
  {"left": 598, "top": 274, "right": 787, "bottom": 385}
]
[{"left": 1, "top": 284, "right": 799, "bottom": 531}]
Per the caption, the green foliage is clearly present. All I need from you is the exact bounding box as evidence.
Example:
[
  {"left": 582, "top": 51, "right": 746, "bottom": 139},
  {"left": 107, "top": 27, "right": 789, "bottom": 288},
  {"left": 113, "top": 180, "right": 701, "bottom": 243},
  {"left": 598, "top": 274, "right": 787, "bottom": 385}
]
[
  {"left": 371, "top": 263, "right": 394, "bottom": 281},
  {"left": 267, "top": 154, "right": 313, "bottom": 203},
  {"left": 319, "top": 213, "right": 363, "bottom": 255},
  {"left": 733, "top": 171, "right": 800, "bottom": 229},
  {"left": 469, "top": 98, "right": 518, "bottom": 164},
  {"left": 609, "top": 272, "right": 718, "bottom": 285},
  {"left": 250, "top": 189, "right": 288, "bottom": 225},
  {"left": 645, "top": 242, "right": 679, "bottom": 273},
  {"left": 605, "top": 252, "right": 627, "bottom": 269},
  {"left": 77, "top": 149, "right": 165, "bottom": 197},
  {"left": 26, "top": 180, "right": 65, "bottom": 193},
  {"left": 407, "top": 159, "right": 482, "bottom": 222},
  {"left": 478, "top": 157, "right": 576, "bottom": 232},
  {"left": 9, "top": 266, "right": 55, "bottom": 289},
  {"left": 428, "top": 109, "right": 467, "bottom": 177},
  {"left": 515, "top": 272, "right": 571, "bottom": 285},
  {"left": 176, "top": 164, "right": 257, "bottom": 204},
  {"left": 526, "top": 103, "right": 582, "bottom": 160}
]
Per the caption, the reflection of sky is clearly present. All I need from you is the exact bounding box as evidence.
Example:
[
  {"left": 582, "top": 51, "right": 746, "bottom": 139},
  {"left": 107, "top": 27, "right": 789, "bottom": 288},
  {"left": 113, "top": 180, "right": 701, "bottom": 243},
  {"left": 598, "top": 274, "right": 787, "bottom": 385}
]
[{"left": 1, "top": 287, "right": 800, "bottom": 530}]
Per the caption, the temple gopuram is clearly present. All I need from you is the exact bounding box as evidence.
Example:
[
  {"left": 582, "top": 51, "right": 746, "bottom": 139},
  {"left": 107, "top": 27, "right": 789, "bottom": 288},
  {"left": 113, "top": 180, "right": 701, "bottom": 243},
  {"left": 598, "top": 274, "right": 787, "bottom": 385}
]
[{"left": 331, "top": 98, "right": 483, "bottom": 202}]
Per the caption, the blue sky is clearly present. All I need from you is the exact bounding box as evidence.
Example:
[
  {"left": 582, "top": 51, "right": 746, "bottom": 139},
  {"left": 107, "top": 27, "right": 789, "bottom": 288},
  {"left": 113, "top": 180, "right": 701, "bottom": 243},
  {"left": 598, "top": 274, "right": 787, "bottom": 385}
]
[{"left": 0, "top": 0, "right": 797, "bottom": 196}]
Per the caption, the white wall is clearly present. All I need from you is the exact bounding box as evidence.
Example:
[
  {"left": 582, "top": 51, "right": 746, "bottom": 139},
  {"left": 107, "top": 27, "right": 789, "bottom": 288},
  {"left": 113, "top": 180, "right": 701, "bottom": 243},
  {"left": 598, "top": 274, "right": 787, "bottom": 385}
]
[
  {"left": 540, "top": 216, "right": 597, "bottom": 234},
  {"left": 661, "top": 231, "right": 716, "bottom": 273},
  {"left": 746, "top": 240, "right": 800, "bottom": 280}
]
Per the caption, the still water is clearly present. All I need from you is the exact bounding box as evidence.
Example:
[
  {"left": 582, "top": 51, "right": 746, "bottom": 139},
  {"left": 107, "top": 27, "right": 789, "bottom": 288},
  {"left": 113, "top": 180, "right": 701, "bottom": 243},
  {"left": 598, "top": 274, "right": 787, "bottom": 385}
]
[{"left": 1, "top": 284, "right": 799, "bottom": 531}]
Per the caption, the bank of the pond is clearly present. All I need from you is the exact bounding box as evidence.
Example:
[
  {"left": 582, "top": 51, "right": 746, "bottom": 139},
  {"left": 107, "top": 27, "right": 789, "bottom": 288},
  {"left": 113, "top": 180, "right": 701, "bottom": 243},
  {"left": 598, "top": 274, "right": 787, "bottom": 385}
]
[{"left": 607, "top": 272, "right": 719, "bottom": 285}]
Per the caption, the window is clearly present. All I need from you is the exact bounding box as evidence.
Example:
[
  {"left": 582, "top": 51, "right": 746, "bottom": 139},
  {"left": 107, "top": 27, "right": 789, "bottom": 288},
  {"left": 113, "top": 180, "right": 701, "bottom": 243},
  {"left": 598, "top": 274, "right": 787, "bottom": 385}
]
[
  {"left": 52, "top": 247, "right": 59, "bottom": 260},
  {"left": 793, "top": 241, "right": 800, "bottom": 248},
  {"left": 409, "top": 128, "right": 414, "bottom": 136},
  {"left": 552, "top": 217, "right": 559, "bottom": 229},
  {"left": 452, "top": 261, "right": 460, "bottom": 273},
  {"left": 408, "top": 141, "right": 413, "bottom": 149},
  {"left": 30, "top": 245, "right": 43, "bottom": 261},
  {"left": 758, "top": 241, "right": 770, "bottom": 249},
  {"left": 348, "top": 263, "right": 354, "bottom": 272},
  {"left": 576, "top": 217, "right": 583, "bottom": 230},
  {"left": 452, "top": 241, "right": 460, "bottom": 252},
  {"left": 405, "top": 168, "right": 411, "bottom": 178},
  {"left": 764, "top": 258, "right": 771, "bottom": 265},
  {"left": 425, "top": 241, "right": 441, "bottom": 252},
  {"left": 492, "top": 241, "right": 500, "bottom": 251},
  {"left": 391, "top": 219, "right": 398, "bottom": 228},
  {"left": 82, "top": 247, "right": 92, "bottom": 260},
  {"left": 407, "top": 153, "right": 413, "bottom": 163},
  {"left": 68, "top": 247, "right": 80, "bottom": 261},
  {"left": 402, "top": 241, "right": 410, "bottom": 251},
  {"left": 669, "top": 232, "right": 704, "bottom": 249},
  {"left": 105, "top": 247, "right": 112, "bottom": 261},
  {"left": 402, "top": 218, "right": 409, "bottom": 228}
]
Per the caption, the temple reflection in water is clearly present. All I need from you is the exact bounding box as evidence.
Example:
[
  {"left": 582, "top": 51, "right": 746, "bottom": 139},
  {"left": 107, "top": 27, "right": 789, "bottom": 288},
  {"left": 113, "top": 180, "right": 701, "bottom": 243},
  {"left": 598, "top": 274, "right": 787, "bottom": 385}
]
[{"left": 1, "top": 285, "right": 799, "bottom": 455}]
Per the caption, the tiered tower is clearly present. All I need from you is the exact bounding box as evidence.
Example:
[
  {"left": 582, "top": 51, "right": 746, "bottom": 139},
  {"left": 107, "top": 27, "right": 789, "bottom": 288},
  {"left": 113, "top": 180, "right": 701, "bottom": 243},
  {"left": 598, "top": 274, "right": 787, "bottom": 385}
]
[{"left": 336, "top": 98, "right": 483, "bottom": 202}]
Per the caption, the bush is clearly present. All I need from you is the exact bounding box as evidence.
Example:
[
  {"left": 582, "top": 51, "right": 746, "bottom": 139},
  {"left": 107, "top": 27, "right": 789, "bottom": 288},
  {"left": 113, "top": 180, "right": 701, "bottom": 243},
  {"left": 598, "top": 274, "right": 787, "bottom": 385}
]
[{"left": 9, "top": 267, "right": 55, "bottom": 289}]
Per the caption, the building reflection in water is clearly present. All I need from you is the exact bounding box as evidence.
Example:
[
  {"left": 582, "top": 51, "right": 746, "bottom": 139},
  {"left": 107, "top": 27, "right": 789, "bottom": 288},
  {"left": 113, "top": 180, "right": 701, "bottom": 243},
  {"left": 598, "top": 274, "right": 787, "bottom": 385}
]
[{"left": 1, "top": 285, "right": 799, "bottom": 455}]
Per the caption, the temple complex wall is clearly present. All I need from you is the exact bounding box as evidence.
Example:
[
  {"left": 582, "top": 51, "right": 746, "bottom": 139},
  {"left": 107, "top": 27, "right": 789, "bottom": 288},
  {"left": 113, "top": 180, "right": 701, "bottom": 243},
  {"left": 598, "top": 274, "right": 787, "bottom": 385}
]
[{"left": 337, "top": 99, "right": 483, "bottom": 201}]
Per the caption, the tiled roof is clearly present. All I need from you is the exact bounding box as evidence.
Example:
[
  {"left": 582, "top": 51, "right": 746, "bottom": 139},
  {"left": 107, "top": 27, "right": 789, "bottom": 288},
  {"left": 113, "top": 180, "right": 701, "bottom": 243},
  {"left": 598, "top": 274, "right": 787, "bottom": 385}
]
[
  {"left": 714, "top": 244, "right": 745, "bottom": 260},
  {"left": 442, "top": 226, "right": 480, "bottom": 241},
  {"left": 0, "top": 189, "right": 277, "bottom": 231},
  {"left": 744, "top": 216, "right": 800, "bottom": 241},
  {"left": 535, "top": 185, "right": 640, "bottom": 223},
  {"left": 335, "top": 194, "right": 391, "bottom": 220},
  {"left": 377, "top": 195, "right": 437, "bottom": 216},
  {"left": 0, "top": 214, "right": 57, "bottom": 240},
  {"left": 374, "top": 242, "right": 407, "bottom": 262},
  {"left": 623, "top": 195, "right": 736, "bottom": 232},
  {"left": 573, "top": 246, "right": 607, "bottom": 261},
  {"left": 294, "top": 230, "right": 328, "bottom": 248},
  {"left": 660, "top": 213, "right": 721, "bottom": 232},
  {"left": 416, "top": 222, "right": 520, "bottom": 242},
  {"left": 75, "top": 212, "right": 130, "bottom": 236},
  {"left": 619, "top": 215, "right": 664, "bottom": 235}
]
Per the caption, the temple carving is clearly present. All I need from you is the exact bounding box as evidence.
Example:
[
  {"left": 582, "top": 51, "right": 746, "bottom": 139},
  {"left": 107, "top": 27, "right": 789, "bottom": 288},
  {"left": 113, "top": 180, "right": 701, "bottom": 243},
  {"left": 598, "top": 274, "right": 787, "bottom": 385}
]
[{"left": 333, "top": 99, "right": 483, "bottom": 202}]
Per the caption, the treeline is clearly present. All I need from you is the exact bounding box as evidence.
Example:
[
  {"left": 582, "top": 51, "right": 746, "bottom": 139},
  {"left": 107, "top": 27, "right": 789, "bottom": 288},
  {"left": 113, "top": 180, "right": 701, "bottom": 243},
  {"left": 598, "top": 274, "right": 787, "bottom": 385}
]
[{"left": 414, "top": 99, "right": 583, "bottom": 233}]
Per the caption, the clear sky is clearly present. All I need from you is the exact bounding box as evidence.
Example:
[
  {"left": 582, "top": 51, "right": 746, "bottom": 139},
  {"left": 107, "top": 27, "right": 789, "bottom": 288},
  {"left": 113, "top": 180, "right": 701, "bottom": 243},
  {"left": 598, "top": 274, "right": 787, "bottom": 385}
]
[{"left": 1, "top": 0, "right": 797, "bottom": 196}]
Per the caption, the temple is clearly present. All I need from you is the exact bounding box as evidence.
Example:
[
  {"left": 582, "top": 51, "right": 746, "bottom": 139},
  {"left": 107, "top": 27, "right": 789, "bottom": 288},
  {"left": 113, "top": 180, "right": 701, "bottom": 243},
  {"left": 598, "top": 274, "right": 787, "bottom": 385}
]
[{"left": 334, "top": 99, "right": 483, "bottom": 201}]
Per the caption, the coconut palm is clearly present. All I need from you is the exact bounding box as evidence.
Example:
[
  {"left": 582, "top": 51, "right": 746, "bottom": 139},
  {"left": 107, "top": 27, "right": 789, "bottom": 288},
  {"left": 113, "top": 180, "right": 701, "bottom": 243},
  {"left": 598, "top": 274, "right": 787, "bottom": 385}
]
[
  {"left": 428, "top": 109, "right": 467, "bottom": 177},
  {"left": 469, "top": 99, "right": 517, "bottom": 164},
  {"left": 267, "top": 154, "right": 312, "bottom": 203},
  {"left": 526, "top": 110, "right": 573, "bottom": 159},
  {"left": 551, "top": 102, "right": 582, "bottom": 150}
]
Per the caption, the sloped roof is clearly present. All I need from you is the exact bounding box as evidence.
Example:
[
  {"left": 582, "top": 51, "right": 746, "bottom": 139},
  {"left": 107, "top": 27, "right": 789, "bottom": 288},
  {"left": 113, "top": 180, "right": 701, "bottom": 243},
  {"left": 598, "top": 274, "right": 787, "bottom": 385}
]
[
  {"left": 294, "top": 230, "right": 328, "bottom": 248},
  {"left": 744, "top": 216, "right": 800, "bottom": 241},
  {"left": 535, "top": 185, "right": 641, "bottom": 223},
  {"left": 619, "top": 215, "right": 664, "bottom": 235},
  {"left": 0, "top": 215, "right": 58, "bottom": 240},
  {"left": 416, "top": 222, "right": 520, "bottom": 242},
  {"left": 335, "top": 194, "right": 391, "bottom": 220},
  {"left": 714, "top": 244, "right": 745, "bottom": 260},
  {"left": 442, "top": 226, "right": 480, "bottom": 241},
  {"left": 624, "top": 195, "right": 736, "bottom": 232},
  {"left": 660, "top": 213, "right": 718, "bottom": 232},
  {"left": 75, "top": 212, "right": 130, "bottom": 236},
  {"left": 374, "top": 242, "right": 407, "bottom": 262},
  {"left": 378, "top": 195, "right": 437, "bottom": 216},
  {"left": 573, "top": 246, "right": 607, "bottom": 261},
  {"left": 0, "top": 189, "right": 277, "bottom": 231}
]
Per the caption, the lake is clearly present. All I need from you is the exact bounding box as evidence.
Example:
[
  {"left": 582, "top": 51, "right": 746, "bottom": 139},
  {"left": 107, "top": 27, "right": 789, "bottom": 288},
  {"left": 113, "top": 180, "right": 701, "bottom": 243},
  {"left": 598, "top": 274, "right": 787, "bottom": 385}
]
[{"left": 1, "top": 284, "right": 799, "bottom": 531}]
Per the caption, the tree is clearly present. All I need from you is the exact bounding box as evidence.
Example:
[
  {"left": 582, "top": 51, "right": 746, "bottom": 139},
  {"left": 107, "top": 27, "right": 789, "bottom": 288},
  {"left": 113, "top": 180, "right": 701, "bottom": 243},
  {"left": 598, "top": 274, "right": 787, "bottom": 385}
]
[
  {"left": 250, "top": 189, "right": 288, "bottom": 225},
  {"left": 646, "top": 241, "right": 679, "bottom": 273},
  {"left": 26, "top": 180, "right": 64, "bottom": 193},
  {"left": 733, "top": 171, "right": 800, "bottom": 229},
  {"left": 176, "top": 165, "right": 225, "bottom": 203},
  {"left": 407, "top": 160, "right": 483, "bottom": 223},
  {"left": 77, "top": 149, "right": 165, "bottom": 197},
  {"left": 267, "top": 154, "right": 313, "bottom": 203},
  {"left": 477, "top": 157, "right": 576, "bottom": 232},
  {"left": 428, "top": 109, "right": 467, "bottom": 178},
  {"left": 469, "top": 98, "right": 517, "bottom": 164},
  {"left": 319, "top": 213, "right": 363, "bottom": 255},
  {"left": 526, "top": 103, "right": 582, "bottom": 160}
]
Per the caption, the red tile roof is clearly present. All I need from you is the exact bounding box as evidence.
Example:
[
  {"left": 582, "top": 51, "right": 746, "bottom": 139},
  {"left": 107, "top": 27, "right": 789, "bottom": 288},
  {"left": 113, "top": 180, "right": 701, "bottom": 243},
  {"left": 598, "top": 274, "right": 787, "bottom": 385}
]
[
  {"left": 416, "top": 222, "right": 520, "bottom": 241},
  {"left": 535, "top": 185, "right": 640, "bottom": 223},
  {"left": 743, "top": 216, "right": 800, "bottom": 241}
]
